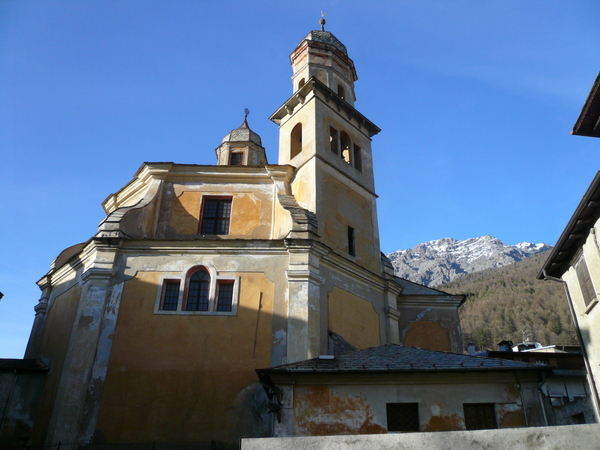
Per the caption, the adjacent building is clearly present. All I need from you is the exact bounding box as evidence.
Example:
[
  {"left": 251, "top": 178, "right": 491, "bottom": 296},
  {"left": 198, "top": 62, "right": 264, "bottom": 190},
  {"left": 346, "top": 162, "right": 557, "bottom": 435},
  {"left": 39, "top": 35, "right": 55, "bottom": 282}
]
[{"left": 538, "top": 71, "right": 600, "bottom": 420}]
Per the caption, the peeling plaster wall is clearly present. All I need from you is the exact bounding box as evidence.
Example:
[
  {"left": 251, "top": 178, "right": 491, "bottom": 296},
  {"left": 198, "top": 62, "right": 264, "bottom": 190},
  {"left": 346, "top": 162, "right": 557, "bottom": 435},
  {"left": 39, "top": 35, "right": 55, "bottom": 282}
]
[
  {"left": 397, "top": 304, "right": 463, "bottom": 354},
  {"left": 270, "top": 373, "right": 544, "bottom": 438}
]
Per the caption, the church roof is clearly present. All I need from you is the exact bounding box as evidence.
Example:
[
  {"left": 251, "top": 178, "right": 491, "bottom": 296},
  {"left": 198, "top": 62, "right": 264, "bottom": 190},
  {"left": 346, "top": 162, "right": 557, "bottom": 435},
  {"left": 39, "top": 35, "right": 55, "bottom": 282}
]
[
  {"left": 258, "top": 344, "right": 546, "bottom": 374},
  {"left": 221, "top": 117, "right": 262, "bottom": 146},
  {"left": 300, "top": 30, "right": 348, "bottom": 55}
]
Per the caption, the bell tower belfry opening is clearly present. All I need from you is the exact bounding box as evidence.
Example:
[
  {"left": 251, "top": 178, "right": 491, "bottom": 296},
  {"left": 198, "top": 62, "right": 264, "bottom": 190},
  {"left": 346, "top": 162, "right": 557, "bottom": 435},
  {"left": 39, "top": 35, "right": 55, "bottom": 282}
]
[{"left": 270, "top": 21, "right": 382, "bottom": 271}]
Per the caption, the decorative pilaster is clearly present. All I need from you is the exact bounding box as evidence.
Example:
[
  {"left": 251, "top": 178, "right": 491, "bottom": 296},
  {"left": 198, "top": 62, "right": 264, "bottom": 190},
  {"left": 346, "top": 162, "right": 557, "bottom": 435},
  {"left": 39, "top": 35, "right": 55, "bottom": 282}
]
[
  {"left": 24, "top": 277, "right": 51, "bottom": 358},
  {"left": 285, "top": 239, "right": 328, "bottom": 363},
  {"left": 46, "top": 240, "right": 120, "bottom": 445}
]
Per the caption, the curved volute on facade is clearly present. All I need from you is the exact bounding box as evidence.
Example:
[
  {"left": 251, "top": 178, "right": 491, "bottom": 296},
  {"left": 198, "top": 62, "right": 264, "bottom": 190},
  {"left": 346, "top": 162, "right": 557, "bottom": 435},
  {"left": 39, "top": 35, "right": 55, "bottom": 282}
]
[
  {"left": 290, "top": 23, "right": 358, "bottom": 106},
  {"left": 215, "top": 114, "right": 268, "bottom": 166}
]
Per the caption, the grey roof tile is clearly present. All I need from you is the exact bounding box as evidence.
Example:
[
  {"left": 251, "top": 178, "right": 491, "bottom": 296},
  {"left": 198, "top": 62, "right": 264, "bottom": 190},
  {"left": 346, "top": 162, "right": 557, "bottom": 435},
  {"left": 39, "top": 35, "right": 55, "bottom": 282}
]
[{"left": 260, "top": 344, "right": 546, "bottom": 374}]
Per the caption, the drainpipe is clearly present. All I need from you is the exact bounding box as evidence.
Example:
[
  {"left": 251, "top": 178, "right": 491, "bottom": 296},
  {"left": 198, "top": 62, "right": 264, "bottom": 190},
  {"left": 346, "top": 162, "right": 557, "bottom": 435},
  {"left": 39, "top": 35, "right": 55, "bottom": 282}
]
[
  {"left": 0, "top": 369, "right": 18, "bottom": 437},
  {"left": 541, "top": 271, "right": 600, "bottom": 421},
  {"left": 537, "top": 371, "right": 549, "bottom": 426},
  {"left": 514, "top": 373, "right": 530, "bottom": 427}
]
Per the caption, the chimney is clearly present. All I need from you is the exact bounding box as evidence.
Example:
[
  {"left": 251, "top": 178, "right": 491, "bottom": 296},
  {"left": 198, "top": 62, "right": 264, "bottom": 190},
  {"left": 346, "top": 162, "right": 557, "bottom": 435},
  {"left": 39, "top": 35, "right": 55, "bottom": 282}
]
[{"left": 467, "top": 342, "right": 476, "bottom": 355}]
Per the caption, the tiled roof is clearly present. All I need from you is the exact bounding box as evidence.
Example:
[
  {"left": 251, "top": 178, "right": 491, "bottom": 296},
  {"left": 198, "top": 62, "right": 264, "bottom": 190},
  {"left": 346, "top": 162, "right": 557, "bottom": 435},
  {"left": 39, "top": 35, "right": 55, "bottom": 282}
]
[
  {"left": 222, "top": 117, "right": 262, "bottom": 146},
  {"left": 301, "top": 30, "right": 348, "bottom": 55},
  {"left": 259, "top": 344, "right": 546, "bottom": 374}
]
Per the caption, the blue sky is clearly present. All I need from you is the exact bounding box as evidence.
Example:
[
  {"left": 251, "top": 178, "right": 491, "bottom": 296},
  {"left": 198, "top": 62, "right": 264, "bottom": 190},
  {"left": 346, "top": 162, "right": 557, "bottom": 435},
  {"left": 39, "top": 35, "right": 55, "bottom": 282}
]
[{"left": 1, "top": 1, "right": 599, "bottom": 357}]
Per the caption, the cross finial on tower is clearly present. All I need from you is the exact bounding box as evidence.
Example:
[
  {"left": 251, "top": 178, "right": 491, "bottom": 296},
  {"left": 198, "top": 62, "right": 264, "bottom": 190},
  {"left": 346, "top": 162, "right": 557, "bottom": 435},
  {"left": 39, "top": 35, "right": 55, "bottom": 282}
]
[
  {"left": 244, "top": 108, "right": 250, "bottom": 118},
  {"left": 320, "top": 11, "right": 327, "bottom": 31}
]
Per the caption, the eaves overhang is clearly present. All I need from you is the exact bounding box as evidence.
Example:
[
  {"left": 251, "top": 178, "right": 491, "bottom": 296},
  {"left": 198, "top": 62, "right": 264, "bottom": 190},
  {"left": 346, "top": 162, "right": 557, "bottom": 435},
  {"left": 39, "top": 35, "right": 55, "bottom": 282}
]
[
  {"left": 269, "top": 77, "right": 380, "bottom": 138},
  {"left": 538, "top": 171, "right": 600, "bottom": 279},
  {"left": 572, "top": 71, "right": 600, "bottom": 137}
]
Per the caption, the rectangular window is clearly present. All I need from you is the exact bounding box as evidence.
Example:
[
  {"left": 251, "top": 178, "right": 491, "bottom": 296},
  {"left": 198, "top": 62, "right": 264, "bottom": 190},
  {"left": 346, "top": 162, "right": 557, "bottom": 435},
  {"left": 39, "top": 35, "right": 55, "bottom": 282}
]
[
  {"left": 348, "top": 226, "right": 356, "bottom": 257},
  {"left": 353, "top": 144, "right": 362, "bottom": 171},
  {"left": 161, "top": 280, "right": 180, "bottom": 311},
  {"left": 575, "top": 255, "right": 596, "bottom": 306},
  {"left": 230, "top": 152, "right": 244, "bottom": 165},
  {"left": 386, "top": 403, "right": 419, "bottom": 432},
  {"left": 463, "top": 403, "right": 497, "bottom": 430},
  {"left": 200, "top": 198, "right": 232, "bottom": 235},
  {"left": 216, "top": 281, "right": 234, "bottom": 312}
]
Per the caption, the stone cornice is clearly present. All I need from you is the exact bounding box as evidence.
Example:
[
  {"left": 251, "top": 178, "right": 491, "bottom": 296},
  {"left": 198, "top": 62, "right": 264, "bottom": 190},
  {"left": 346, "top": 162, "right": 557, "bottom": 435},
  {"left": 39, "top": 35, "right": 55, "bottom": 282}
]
[
  {"left": 398, "top": 295, "right": 465, "bottom": 309},
  {"left": 269, "top": 77, "right": 380, "bottom": 138}
]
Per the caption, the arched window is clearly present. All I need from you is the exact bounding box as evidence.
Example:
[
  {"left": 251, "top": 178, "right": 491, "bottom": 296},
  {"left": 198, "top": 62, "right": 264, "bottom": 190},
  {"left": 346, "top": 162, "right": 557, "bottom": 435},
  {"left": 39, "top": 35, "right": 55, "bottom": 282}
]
[
  {"left": 298, "top": 78, "right": 306, "bottom": 90},
  {"left": 337, "top": 84, "right": 345, "bottom": 100},
  {"left": 330, "top": 127, "right": 338, "bottom": 154},
  {"left": 290, "top": 123, "right": 303, "bottom": 159},
  {"left": 185, "top": 267, "right": 210, "bottom": 311},
  {"left": 340, "top": 131, "right": 352, "bottom": 164}
]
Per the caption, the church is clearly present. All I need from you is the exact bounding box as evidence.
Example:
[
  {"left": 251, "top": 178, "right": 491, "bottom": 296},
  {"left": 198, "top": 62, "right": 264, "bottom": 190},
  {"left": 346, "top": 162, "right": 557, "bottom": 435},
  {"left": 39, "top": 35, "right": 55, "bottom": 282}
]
[{"left": 2, "top": 24, "right": 547, "bottom": 446}]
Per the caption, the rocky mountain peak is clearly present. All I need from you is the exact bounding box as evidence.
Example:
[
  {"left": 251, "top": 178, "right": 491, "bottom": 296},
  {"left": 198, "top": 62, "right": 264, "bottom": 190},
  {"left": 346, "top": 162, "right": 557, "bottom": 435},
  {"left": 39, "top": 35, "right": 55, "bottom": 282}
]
[{"left": 386, "top": 236, "right": 552, "bottom": 287}]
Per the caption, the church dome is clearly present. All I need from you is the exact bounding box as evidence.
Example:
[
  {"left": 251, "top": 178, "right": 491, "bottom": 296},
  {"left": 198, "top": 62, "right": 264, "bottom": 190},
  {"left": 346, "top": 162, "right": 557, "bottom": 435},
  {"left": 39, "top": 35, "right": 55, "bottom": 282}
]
[
  {"left": 300, "top": 30, "right": 348, "bottom": 56},
  {"left": 221, "top": 117, "right": 262, "bottom": 146}
]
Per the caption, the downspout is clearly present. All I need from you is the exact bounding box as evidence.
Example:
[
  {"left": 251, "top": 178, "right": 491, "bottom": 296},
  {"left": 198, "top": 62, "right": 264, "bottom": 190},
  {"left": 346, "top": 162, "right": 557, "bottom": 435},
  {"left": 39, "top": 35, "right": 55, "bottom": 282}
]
[
  {"left": 537, "top": 371, "right": 549, "bottom": 426},
  {"left": 542, "top": 271, "right": 600, "bottom": 421},
  {"left": 0, "top": 369, "right": 18, "bottom": 437},
  {"left": 514, "top": 372, "right": 529, "bottom": 427}
]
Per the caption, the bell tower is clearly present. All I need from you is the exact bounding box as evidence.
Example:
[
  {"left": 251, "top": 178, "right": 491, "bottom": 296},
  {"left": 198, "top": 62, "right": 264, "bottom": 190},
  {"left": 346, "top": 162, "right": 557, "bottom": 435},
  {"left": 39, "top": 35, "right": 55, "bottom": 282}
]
[{"left": 270, "top": 21, "right": 382, "bottom": 272}]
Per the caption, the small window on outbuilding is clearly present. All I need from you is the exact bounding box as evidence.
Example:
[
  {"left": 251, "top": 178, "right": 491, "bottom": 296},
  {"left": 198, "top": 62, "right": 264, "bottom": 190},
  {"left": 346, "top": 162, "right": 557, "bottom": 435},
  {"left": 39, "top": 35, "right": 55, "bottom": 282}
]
[
  {"left": 340, "top": 131, "right": 351, "bottom": 164},
  {"left": 386, "top": 403, "right": 419, "bottom": 432},
  {"left": 463, "top": 403, "right": 497, "bottom": 430},
  {"left": 290, "top": 123, "right": 303, "bottom": 159}
]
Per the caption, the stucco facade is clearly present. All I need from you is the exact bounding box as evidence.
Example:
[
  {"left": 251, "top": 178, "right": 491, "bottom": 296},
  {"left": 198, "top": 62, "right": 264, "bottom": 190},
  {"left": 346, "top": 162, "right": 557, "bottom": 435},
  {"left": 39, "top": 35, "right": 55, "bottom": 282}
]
[{"left": 17, "top": 28, "right": 466, "bottom": 446}]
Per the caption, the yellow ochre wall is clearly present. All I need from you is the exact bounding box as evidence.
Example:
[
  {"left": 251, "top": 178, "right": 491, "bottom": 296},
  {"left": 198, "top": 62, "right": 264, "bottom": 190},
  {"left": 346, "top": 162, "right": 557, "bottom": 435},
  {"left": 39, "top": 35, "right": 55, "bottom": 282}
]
[
  {"left": 328, "top": 287, "right": 380, "bottom": 350},
  {"left": 320, "top": 177, "right": 379, "bottom": 272},
  {"left": 31, "top": 285, "right": 81, "bottom": 444},
  {"left": 96, "top": 270, "right": 274, "bottom": 442},
  {"left": 167, "top": 190, "right": 270, "bottom": 238}
]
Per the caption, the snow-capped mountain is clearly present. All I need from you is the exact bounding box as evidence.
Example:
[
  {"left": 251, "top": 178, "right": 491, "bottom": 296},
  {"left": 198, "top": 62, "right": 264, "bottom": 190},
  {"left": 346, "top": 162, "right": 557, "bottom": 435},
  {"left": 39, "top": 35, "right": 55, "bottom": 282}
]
[{"left": 386, "top": 236, "right": 552, "bottom": 287}]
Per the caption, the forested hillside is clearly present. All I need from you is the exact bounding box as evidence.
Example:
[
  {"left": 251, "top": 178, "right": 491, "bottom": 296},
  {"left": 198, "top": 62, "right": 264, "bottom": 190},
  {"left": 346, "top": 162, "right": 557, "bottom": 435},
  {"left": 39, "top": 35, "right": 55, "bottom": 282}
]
[{"left": 440, "top": 252, "right": 578, "bottom": 351}]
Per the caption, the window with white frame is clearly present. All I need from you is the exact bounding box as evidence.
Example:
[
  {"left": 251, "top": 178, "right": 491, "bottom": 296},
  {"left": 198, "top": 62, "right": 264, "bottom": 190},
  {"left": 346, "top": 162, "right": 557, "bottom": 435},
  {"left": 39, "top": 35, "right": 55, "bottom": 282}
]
[{"left": 156, "top": 265, "right": 239, "bottom": 315}]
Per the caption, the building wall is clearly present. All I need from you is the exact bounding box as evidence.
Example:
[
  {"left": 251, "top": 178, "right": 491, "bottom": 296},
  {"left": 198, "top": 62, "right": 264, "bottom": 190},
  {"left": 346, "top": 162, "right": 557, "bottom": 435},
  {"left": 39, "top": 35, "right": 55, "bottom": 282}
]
[
  {"left": 562, "top": 220, "right": 600, "bottom": 416},
  {"left": 396, "top": 304, "right": 463, "bottom": 354},
  {"left": 30, "top": 284, "right": 81, "bottom": 444},
  {"left": 0, "top": 370, "right": 47, "bottom": 447},
  {"left": 94, "top": 249, "right": 288, "bottom": 442},
  {"left": 271, "top": 372, "right": 543, "bottom": 437}
]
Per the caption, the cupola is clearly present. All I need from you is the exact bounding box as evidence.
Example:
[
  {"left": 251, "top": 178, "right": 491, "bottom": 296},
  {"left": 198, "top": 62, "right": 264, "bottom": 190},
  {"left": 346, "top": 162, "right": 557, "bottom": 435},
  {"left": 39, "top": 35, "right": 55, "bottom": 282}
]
[
  {"left": 289, "top": 18, "right": 358, "bottom": 106},
  {"left": 215, "top": 111, "right": 268, "bottom": 165}
]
